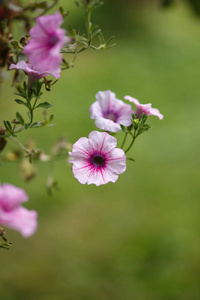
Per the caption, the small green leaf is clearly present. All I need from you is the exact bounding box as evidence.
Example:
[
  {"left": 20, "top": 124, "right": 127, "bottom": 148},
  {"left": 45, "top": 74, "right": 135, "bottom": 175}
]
[
  {"left": 32, "top": 80, "right": 43, "bottom": 97},
  {"left": 30, "top": 122, "right": 45, "bottom": 128},
  {"left": 132, "top": 113, "right": 136, "bottom": 120},
  {"left": 142, "top": 124, "right": 151, "bottom": 129},
  {"left": 14, "top": 92, "right": 27, "bottom": 99},
  {"left": 25, "top": 123, "right": 30, "bottom": 129},
  {"left": 139, "top": 113, "right": 147, "bottom": 123},
  {"left": 48, "top": 114, "right": 54, "bottom": 122},
  {"left": 91, "top": 24, "right": 99, "bottom": 31},
  {"left": 16, "top": 112, "right": 24, "bottom": 125},
  {"left": 4, "top": 121, "right": 12, "bottom": 132},
  {"left": 36, "top": 102, "right": 52, "bottom": 109},
  {"left": 92, "top": 28, "right": 101, "bottom": 38},
  {"left": 127, "top": 157, "right": 135, "bottom": 162},
  {"left": 23, "top": 81, "right": 27, "bottom": 92},
  {"left": 75, "top": 1, "right": 80, "bottom": 7},
  {"left": 15, "top": 99, "right": 29, "bottom": 108},
  {"left": 120, "top": 124, "right": 128, "bottom": 133}
]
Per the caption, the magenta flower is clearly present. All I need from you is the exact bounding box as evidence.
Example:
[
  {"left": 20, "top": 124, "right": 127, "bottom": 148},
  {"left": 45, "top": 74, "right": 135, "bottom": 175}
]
[
  {"left": 0, "top": 183, "right": 38, "bottom": 237},
  {"left": 89, "top": 90, "right": 134, "bottom": 132},
  {"left": 69, "top": 131, "right": 126, "bottom": 186},
  {"left": 9, "top": 61, "right": 60, "bottom": 89},
  {"left": 124, "top": 95, "right": 163, "bottom": 120},
  {"left": 23, "top": 12, "right": 71, "bottom": 72}
]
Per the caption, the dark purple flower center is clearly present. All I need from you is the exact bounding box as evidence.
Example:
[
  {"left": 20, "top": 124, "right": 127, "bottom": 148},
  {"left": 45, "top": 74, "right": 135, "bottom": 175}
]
[
  {"left": 90, "top": 153, "right": 105, "bottom": 167},
  {"left": 104, "top": 111, "right": 118, "bottom": 122},
  {"left": 49, "top": 33, "right": 59, "bottom": 46}
]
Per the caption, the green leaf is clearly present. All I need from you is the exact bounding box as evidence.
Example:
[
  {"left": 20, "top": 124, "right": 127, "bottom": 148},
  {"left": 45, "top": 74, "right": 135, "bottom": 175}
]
[
  {"left": 16, "top": 112, "right": 24, "bottom": 125},
  {"left": 23, "top": 81, "right": 27, "bottom": 93},
  {"left": 32, "top": 80, "right": 43, "bottom": 97},
  {"left": 4, "top": 121, "right": 12, "bottom": 133},
  {"left": 142, "top": 124, "right": 151, "bottom": 129},
  {"left": 91, "top": 24, "right": 99, "bottom": 31},
  {"left": 14, "top": 92, "right": 27, "bottom": 99},
  {"left": 75, "top": 1, "right": 80, "bottom": 7},
  {"left": 120, "top": 124, "right": 128, "bottom": 133},
  {"left": 139, "top": 113, "right": 147, "bottom": 123},
  {"left": 36, "top": 102, "right": 52, "bottom": 109},
  {"left": 30, "top": 122, "right": 45, "bottom": 128},
  {"left": 127, "top": 157, "right": 135, "bottom": 162},
  {"left": 92, "top": 28, "right": 101, "bottom": 38},
  {"left": 48, "top": 114, "right": 54, "bottom": 122},
  {"left": 15, "top": 99, "right": 29, "bottom": 108},
  {"left": 131, "top": 113, "right": 136, "bottom": 121},
  {"left": 25, "top": 123, "right": 30, "bottom": 129},
  {"left": 105, "top": 36, "right": 115, "bottom": 47}
]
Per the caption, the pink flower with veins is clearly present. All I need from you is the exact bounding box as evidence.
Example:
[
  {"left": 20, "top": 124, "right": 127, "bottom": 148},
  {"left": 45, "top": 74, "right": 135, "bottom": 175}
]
[
  {"left": 69, "top": 131, "right": 126, "bottom": 186},
  {"left": 0, "top": 183, "right": 38, "bottom": 237},
  {"left": 124, "top": 95, "right": 163, "bottom": 120},
  {"left": 89, "top": 90, "right": 134, "bottom": 132},
  {"left": 9, "top": 61, "right": 60, "bottom": 89},
  {"left": 23, "top": 12, "right": 71, "bottom": 72}
]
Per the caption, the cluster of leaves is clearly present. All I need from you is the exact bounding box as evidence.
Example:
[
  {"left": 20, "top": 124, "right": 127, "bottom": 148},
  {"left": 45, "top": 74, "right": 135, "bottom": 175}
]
[
  {"left": 2, "top": 80, "right": 54, "bottom": 140},
  {"left": 62, "top": 0, "right": 115, "bottom": 69}
]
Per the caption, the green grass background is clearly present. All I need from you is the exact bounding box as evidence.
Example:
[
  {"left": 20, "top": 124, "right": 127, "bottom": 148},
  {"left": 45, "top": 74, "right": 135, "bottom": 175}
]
[{"left": 0, "top": 1, "right": 200, "bottom": 299}]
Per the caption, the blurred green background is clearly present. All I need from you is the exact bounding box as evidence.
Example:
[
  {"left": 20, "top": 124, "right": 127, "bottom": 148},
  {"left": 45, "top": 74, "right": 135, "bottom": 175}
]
[{"left": 1, "top": 0, "right": 200, "bottom": 299}]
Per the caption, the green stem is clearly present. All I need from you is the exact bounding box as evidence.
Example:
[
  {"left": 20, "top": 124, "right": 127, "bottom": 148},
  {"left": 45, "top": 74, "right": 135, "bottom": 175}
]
[
  {"left": 27, "top": 97, "right": 38, "bottom": 128},
  {"left": 32, "top": 97, "right": 38, "bottom": 110},
  {"left": 85, "top": 7, "right": 92, "bottom": 45},
  {"left": 9, "top": 136, "right": 31, "bottom": 157},
  {"left": 121, "top": 132, "right": 128, "bottom": 149},
  {"left": 36, "top": 0, "right": 58, "bottom": 17},
  {"left": 125, "top": 132, "right": 137, "bottom": 154}
]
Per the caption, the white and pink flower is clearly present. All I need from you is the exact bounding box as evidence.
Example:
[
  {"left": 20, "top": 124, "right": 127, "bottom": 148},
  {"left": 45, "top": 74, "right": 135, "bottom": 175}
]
[
  {"left": 0, "top": 183, "right": 38, "bottom": 237},
  {"left": 89, "top": 90, "right": 134, "bottom": 132},
  {"left": 23, "top": 12, "right": 71, "bottom": 73},
  {"left": 124, "top": 95, "right": 163, "bottom": 120},
  {"left": 69, "top": 131, "right": 126, "bottom": 186},
  {"left": 9, "top": 60, "right": 60, "bottom": 89}
]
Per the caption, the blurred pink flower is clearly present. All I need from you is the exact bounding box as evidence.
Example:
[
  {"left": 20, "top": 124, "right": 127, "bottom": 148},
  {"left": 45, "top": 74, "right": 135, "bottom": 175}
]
[
  {"left": 9, "top": 61, "right": 60, "bottom": 89},
  {"left": 89, "top": 90, "right": 134, "bottom": 132},
  {"left": 124, "top": 95, "right": 163, "bottom": 120},
  {"left": 23, "top": 12, "right": 71, "bottom": 72},
  {"left": 69, "top": 131, "right": 126, "bottom": 186},
  {"left": 0, "top": 183, "right": 38, "bottom": 237}
]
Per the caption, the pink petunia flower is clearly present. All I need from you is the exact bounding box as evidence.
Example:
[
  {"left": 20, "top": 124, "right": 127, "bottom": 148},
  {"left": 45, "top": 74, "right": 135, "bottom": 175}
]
[
  {"left": 124, "top": 95, "right": 163, "bottom": 120},
  {"left": 89, "top": 90, "right": 134, "bottom": 132},
  {"left": 0, "top": 183, "right": 38, "bottom": 237},
  {"left": 23, "top": 12, "right": 71, "bottom": 72},
  {"left": 9, "top": 60, "right": 60, "bottom": 89},
  {"left": 69, "top": 131, "right": 126, "bottom": 186}
]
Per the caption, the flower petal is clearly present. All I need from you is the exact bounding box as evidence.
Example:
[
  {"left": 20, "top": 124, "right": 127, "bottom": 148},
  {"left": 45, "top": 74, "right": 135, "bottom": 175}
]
[
  {"left": 0, "top": 207, "right": 38, "bottom": 238},
  {"left": 0, "top": 183, "right": 28, "bottom": 211},
  {"left": 124, "top": 95, "right": 163, "bottom": 119}
]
